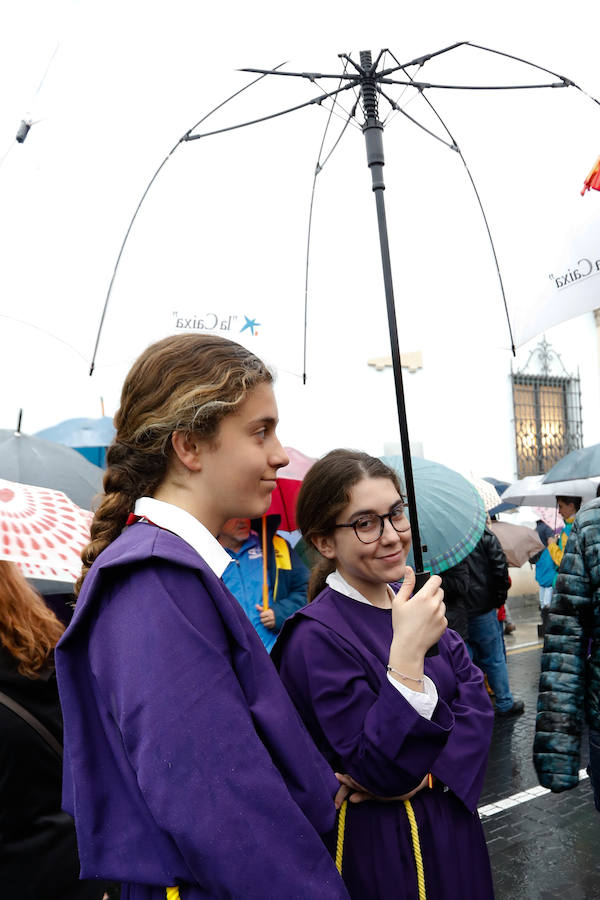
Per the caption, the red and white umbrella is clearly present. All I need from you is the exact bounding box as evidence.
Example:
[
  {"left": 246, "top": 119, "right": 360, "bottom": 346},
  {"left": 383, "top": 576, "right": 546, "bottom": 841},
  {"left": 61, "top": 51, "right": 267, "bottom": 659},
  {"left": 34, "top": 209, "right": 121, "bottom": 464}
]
[{"left": 0, "top": 478, "right": 92, "bottom": 583}]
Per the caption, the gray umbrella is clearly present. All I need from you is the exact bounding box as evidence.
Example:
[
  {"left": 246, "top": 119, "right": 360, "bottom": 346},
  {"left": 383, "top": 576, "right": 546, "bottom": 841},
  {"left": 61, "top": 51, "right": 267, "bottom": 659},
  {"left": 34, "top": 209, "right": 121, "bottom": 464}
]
[
  {"left": 0, "top": 429, "right": 103, "bottom": 510},
  {"left": 542, "top": 443, "right": 600, "bottom": 484}
]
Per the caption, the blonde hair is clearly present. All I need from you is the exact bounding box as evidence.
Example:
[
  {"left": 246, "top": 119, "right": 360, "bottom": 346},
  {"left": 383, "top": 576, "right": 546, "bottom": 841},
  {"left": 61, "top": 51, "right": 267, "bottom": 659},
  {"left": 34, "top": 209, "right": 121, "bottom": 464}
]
[
  {"left": 0, "top": 561, "right": 65, "bottom": 678},
  {"left": 76, "top": 333, "right": 272, "bottom": 595}
]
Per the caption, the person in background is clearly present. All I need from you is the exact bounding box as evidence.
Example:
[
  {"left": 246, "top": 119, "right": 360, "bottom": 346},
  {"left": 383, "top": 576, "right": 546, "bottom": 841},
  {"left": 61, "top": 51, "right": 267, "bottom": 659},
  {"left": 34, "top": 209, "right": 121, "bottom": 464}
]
[
  {"left": 218, "top": 514, "right": 309, "bottom": 651},
  {"left": 547, "top": 495, "right": 582, "bottom": 570},
  {"left": 0, "top": 561, "right": 105, "bottom": 900},
  {"left": 464, "top": 528, "right": 525, "bottom": 717},
  {"left": 534, "top": 496, "right": 600, "bottom": 810}
]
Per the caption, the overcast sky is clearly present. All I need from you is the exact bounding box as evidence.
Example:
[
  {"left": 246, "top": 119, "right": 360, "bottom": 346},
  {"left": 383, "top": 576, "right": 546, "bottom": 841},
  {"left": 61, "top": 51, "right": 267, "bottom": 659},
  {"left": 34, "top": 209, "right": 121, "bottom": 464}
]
[{"left": 0, "top": 0, "right": 599, "bottom": 457}]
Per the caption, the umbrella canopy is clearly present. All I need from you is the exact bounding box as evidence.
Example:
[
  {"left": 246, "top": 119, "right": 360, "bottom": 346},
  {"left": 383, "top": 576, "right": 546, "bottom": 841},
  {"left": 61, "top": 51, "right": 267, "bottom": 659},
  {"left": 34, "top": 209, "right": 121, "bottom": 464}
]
[
  {"left": 468, "top": 476, "right": 502, "bottom": 512},
  {"left": 35, "top": 416, "right": 116, "bottom": 448},
  {"left": 542, "top": 443, "right": 600, "bottom": 484},
  {"left": 0, "top": 430, "right": 103, "bottom": 510},
  {"left": 265, "top": 447, "right": 316, "bottom": 532},
  {"left": 488, "top": 520, "right": 543, "bottom": 568},
  {"left": 533, "top": 505, "right": 564, "bottom": 532},
  {"left": 0, "top": 478, "right": 92, "bottom": 582},
  {"left": 502, "top": 474, "right": 600, "bottom": 507},
  {"left": 483, "top": 476, "right": 517, "bottom": 516},
  {"left": 382, "top": 456, "right": 486, "bottom": 575}
]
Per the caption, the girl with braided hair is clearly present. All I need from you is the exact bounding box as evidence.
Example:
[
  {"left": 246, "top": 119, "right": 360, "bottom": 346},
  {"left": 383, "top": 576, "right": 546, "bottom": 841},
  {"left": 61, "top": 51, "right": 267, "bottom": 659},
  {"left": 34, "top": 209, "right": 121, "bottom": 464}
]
[{"left": 56, "top": 334, "right": 350, "bottom": 900}]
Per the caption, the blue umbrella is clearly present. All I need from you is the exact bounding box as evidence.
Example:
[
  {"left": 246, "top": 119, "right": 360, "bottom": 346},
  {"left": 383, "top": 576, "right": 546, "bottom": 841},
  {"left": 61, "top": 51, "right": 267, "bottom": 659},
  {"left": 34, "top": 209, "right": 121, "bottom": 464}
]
[
  {"left": 382, "top": 456, "right": 486, "bottom": 575},
  {"left": 35, "top": 416, "right": 115, "bottom": 468},
  {"left": 484, "top": 476, "right": 517, "bottom": 516}
]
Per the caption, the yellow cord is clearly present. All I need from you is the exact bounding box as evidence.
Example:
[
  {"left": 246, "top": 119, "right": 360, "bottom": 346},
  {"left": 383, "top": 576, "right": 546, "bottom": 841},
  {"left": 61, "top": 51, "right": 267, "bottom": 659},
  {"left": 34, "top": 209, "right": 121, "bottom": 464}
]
[
  {"left": 335, "top": 799, "right": 348, "bottom": 875},
  {"left": 165, "top": 888, "right": 181, "bottom": 900},
  {"left": 403, "top": 799, "right": 427, "bottom": 900}
]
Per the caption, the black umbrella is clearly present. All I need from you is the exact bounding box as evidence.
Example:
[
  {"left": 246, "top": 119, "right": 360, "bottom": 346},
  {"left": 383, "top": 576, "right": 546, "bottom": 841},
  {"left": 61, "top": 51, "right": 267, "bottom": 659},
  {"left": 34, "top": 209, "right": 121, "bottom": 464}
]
[
  {"left": 0, "top": 429, "right": 103, "bottom": 510},
  {"left": 542, "top": 443, "right": 600, "bottom": 484}
]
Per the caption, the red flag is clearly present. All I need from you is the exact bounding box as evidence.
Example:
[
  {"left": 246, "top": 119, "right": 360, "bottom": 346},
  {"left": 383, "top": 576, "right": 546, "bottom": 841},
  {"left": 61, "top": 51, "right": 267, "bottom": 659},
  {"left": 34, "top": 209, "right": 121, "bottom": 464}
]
[{"left": 581, "top": 155, "right": 600, "bottom": 195}]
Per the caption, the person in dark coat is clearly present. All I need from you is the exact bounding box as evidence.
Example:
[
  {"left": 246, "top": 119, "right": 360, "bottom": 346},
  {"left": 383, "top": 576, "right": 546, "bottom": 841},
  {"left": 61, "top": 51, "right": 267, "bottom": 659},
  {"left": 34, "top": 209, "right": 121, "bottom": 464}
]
[
  {"left": 56, "top": 335, "right": 350, "bottom": 900},
  {"left": 464, "top": 529, "right": 525, "bottom": 717},
  {"left": 0, "top": 561, "right": 105, "bottom": 900},
  {"left": 439, "top": 559, "right": 469, "bottom": 641},
  {"left": 273, "top": 449, "right": 495, "bottom": 900},
  {"left": 534, "top": 497, "right": 600, "bottom": 808}
]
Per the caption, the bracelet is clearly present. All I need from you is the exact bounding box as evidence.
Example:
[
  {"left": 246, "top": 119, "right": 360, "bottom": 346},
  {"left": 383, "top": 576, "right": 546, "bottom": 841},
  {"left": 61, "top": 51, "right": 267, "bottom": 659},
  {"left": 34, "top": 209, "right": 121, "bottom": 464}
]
[{"left": 386, "top": 665, "right": 424, "bottom": 685}]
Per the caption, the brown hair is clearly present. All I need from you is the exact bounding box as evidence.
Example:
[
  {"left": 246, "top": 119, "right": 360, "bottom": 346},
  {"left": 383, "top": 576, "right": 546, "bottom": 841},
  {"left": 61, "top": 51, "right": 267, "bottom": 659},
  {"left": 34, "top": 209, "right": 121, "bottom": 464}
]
[
  {"left": 556, "top": 495, "right": 582, "bottom": 512},
  {"left": 296, "top": 449, "right": 403, "bottom": 601},
  {"left": 76, "top": 333, "right": 272, "bottom": 595},
  {"left": 0, "top": 561, "right": 65, "bottom": 678}
]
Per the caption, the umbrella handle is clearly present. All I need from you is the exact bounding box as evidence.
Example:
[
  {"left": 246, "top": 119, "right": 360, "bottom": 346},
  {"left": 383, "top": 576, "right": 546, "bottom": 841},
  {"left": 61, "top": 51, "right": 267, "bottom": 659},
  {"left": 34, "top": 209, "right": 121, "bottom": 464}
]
[
  {"left": 414, "top": 570, "right": 439, "bottom": 658},
  {"left": 261, "top": 516, "right": 269, "bottom": 610}
]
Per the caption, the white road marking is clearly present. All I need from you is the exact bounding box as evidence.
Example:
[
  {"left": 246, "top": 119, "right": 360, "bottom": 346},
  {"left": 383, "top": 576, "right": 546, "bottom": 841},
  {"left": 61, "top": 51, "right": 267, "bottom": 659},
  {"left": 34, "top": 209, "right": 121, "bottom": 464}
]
[{"left": 478, "top": 769, "right": 589, "bottom": 818}]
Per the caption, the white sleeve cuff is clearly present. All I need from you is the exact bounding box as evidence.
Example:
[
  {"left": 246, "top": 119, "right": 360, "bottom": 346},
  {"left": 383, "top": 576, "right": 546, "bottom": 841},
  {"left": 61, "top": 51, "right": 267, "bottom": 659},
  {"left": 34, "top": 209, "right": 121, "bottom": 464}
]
[{"left": 386, "top": 673, "right": 438, "bottom": 721}]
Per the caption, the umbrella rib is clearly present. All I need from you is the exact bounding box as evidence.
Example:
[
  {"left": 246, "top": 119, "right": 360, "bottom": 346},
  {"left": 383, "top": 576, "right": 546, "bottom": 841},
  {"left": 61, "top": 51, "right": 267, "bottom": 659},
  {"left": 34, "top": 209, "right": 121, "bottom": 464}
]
[
  {"left": 183, "top": 81, "right": 360, "bottom": 141},
  {"left": 303, "top": 63, "right": 358, "bottom": 384},
  {"left": 240, "top": 66, "right": 359, "bottom": 82},
  {"left": 377, "top": 86, "right": 457, "bottom": 151},
  {"left": 386, "top": 50, "right": 517, "bottom": 355},
  {"left": 379, "top": 77, "right": 570, "bottom": 91},
  {"left": 376, "top": 41, "right": 471, "bottom": 76},
  {"left": 88, "top": 63, "right": 288, "bottom": 376}
]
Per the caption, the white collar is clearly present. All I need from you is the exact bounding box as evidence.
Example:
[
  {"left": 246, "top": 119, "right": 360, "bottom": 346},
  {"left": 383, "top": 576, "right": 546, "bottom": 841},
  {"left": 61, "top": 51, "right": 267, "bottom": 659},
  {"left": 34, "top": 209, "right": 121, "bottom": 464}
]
[
  {"left": 326, "top": 570, "right": 394, "bottom": 607},
  {"left": 133, "top": 496, "right": 232, "bottom": 578}
]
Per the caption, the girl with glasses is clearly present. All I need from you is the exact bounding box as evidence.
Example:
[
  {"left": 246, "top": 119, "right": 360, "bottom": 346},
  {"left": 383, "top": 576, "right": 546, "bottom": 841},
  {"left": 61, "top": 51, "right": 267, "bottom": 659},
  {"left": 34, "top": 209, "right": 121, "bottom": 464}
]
[
  {"left": 272, "top": 449, "right": 495, "bottom": 900},
  {"left": 55, "top": 335, "right": 350, "bottom": 900}
]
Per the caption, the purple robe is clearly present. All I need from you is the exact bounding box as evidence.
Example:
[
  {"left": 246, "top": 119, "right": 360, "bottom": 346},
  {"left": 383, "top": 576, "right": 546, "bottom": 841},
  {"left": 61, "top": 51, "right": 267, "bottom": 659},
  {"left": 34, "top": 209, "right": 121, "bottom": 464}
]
[
  {"left": 272, "top": 586, "right": 495, "bottom": 900},
  {"left": 55, "top": 523, "right": 349, "bottom": 899}
]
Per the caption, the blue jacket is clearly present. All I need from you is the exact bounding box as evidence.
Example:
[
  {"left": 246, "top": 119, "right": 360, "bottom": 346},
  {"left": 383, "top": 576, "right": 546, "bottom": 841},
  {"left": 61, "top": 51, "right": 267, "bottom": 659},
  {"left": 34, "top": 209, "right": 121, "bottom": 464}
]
[
  {"left": 534, "top": 499, "right": 600, "bottom": 792},
  {"left": 222, "top": 517, "right": 309, "bottom": 652}
]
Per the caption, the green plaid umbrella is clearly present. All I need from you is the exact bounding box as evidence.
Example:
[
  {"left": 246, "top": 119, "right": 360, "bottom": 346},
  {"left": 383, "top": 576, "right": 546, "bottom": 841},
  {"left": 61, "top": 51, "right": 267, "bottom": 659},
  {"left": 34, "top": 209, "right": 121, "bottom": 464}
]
[{"left": 382, "top": 456, "right": 487, "bottom": 575}]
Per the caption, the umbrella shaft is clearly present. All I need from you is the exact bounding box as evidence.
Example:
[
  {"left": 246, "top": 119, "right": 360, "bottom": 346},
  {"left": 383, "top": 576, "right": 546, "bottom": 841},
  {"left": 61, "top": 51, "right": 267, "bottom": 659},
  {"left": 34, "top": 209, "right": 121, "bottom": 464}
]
[{"left": 363, "top": 121, "right": 425, "bottom": 573}]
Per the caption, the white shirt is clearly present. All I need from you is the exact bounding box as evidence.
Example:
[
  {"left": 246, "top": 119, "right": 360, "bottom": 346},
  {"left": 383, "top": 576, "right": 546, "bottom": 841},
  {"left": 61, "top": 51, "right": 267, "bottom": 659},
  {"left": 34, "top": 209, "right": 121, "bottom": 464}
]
[
  {"left": 133, "top": 496, "right": 232, "bottom": 578},
  {"left": 326, "top": 570, "right": 438, "bottom": 720}
]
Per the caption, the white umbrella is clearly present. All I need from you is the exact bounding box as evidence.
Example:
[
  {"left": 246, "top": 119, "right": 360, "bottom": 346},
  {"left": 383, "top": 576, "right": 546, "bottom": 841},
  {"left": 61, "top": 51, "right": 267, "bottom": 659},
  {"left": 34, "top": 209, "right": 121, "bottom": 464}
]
[
  {"left": 502, "top": 474, "right": 600, "bottom": 507},
  {"left": 467, "top": 475, "right": 502, "bottom": 512},
  {"left": 0, "top": 478, "right": 91, "bottom": 582},
  {"left": 512, "top": 212, "right": 600, "bottom": 348}
]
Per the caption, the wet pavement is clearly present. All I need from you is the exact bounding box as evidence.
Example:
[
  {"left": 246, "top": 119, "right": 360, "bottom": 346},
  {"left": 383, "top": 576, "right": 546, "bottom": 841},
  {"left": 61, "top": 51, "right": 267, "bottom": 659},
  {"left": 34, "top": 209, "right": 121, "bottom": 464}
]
[{"left": 481, "top": 606, "right": 600, "bottom": 899}]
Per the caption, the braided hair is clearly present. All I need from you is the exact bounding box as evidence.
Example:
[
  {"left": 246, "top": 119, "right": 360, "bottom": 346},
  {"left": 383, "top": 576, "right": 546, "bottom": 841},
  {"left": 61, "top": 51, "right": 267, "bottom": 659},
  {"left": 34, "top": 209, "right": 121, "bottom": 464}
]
[{"left": 76, "top": 333, "right": 272, "bottom": 596}]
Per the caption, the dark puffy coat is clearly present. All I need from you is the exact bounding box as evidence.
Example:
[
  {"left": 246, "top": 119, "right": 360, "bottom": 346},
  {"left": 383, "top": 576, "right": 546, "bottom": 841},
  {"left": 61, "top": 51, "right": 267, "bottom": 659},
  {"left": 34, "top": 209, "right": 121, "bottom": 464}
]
[
  {"left": 534, "top": 498, "right": 600, "bottom": 792},
  {"left": 463, "top": 529, "right": 510, "bottom": 619}
]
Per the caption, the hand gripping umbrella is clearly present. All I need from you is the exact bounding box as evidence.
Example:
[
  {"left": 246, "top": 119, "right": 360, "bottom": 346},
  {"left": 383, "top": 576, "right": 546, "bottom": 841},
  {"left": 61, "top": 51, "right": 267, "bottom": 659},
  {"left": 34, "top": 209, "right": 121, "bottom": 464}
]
[{"left": 88, "top": 44, "right": 600, "bottom": 597}]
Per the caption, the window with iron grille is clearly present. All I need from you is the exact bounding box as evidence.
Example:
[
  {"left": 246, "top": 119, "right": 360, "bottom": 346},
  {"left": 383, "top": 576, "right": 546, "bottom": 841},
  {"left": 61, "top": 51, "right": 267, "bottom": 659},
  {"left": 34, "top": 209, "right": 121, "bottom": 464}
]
[{"left": 512, "top": 338, "right": 583, "bottom": 477}]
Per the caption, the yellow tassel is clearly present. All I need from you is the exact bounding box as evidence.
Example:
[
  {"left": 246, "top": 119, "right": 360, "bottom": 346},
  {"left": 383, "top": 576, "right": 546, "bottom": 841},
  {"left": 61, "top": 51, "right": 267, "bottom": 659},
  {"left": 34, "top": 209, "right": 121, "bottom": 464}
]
[
  {"left": 404, "top": 799, "right": 427, "bottom": 900},
  {"left": 335, "top": 799, "right": 348, "bottom": 875},
  {"left": 165, "top": 888, "right": 181, "bottom": 900}
]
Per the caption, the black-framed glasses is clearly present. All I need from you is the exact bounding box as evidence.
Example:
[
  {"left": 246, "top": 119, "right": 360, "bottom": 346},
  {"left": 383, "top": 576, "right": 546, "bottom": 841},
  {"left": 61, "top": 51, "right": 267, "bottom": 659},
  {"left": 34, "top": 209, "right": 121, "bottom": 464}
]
[{"left": 334, "top": 506, "right": 410, "bottom": 544}]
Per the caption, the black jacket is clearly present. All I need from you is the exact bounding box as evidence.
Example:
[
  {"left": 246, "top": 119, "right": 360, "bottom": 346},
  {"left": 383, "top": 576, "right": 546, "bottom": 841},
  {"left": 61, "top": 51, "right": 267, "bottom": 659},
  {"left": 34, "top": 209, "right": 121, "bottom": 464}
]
[
  {"left": 0, "top": 644, "right": 104, "bottom": 900},
  {"left": 463, "top": 529, "right": 510, "bottom": 619}
]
